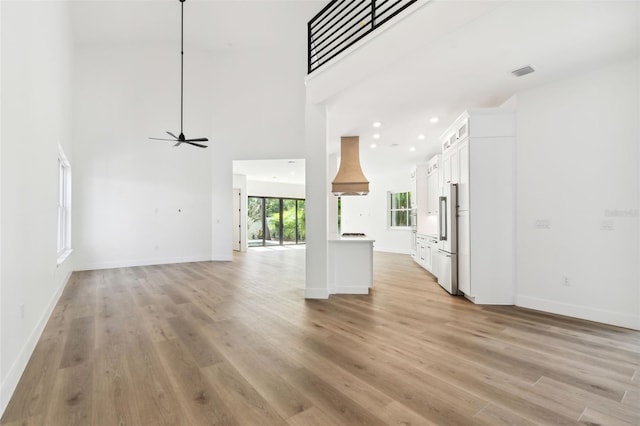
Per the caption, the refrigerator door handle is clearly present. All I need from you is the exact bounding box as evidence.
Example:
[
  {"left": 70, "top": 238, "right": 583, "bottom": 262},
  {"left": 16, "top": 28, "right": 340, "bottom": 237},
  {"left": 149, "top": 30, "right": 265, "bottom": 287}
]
[{"left": 439, "top": 196, "right": 447, "bottom": 241}]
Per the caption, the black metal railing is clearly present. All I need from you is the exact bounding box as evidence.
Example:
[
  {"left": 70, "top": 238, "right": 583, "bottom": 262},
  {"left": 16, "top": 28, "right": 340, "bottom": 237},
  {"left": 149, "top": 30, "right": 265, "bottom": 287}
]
[{"left": 308, "top": 0, "right": 418, "bottom": 74}]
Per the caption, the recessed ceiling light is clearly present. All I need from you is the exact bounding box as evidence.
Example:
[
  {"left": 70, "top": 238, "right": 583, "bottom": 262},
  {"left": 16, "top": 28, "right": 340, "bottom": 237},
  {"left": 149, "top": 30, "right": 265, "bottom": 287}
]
[
  {"left": 373, "top": 133, "right": 381, "bottom": 139},
  {"left": 409, "top": 147, "right": 416, "bottom": 152},
  {"left": 429, "top": 117, "right": 439, "bottom": 124},
  {"left": 370, "top": 143, "right": 377, "bottom": 149},
  {"left": 372, "top": 121, "right": 382, "bottom": 128},
  {"left": 418, "top": 134, "right": 425, "bottom": 140}
]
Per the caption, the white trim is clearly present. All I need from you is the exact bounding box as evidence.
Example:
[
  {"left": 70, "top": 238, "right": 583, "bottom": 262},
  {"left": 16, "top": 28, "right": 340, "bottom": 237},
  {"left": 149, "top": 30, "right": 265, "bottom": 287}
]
[
  {"left": 0, "top": 270, "right": 71, "bottom": 415},
  {"left": 56, "top": 248, "right": 73, "bottom": 266},
  {"left": 387, "top": 227, "right": 412, "bottom": 232},
  {"left": 334, "top": 286, "right": 369, "bottom": 295},
  {"left": 516, "top": 295, "right": 640, "bottom": 331},
  {"left": 56, "top": 145, "right": 72, "bottom": 258},
  {"left": 304, "top": 288, "right": 329, "bottom": 299},
  {"left": 388, "top": 190, "right": 412, "bottom": 229},
  {"left": 74, "top": 254, "right": 213, "bottom": 271}
]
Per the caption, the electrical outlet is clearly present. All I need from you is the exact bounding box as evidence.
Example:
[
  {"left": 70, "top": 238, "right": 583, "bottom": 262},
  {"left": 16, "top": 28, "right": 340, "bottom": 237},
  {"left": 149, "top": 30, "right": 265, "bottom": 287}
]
[
  {"left": 600, "top": 220, "right": 614, "bottom": 231},
  {"left": 562, "top": 276, "right": 570, "bottom": 287}
]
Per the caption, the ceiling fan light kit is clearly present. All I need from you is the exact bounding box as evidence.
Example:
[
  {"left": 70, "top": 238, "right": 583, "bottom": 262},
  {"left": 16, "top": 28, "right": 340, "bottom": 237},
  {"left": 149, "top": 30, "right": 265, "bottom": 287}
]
[{"left": 150, "top": 0, "right": 208, "bottom": 149}]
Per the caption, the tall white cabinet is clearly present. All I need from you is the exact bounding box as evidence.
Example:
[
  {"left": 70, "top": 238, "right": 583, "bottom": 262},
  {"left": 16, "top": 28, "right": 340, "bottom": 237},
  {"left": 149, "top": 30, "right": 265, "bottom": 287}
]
[{"left": 441, "top": 109, "right": 516, "bottom": 304}]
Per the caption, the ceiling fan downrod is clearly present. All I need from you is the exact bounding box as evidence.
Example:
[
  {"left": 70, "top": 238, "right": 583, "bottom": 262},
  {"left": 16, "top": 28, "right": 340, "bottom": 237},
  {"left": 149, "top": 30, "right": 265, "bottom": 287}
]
[{"left": 149, "top": 0, "right": 209, "bottom": 149}]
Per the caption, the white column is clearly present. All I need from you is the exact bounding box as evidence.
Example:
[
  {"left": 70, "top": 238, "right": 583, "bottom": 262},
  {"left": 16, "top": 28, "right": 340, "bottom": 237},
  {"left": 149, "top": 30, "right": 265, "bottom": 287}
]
[
  {"left": 304, "top": 102, "right": 329, "bottom": 299},
  {"left": 327, "top": 152, "right": 339, "bottom": 237}
]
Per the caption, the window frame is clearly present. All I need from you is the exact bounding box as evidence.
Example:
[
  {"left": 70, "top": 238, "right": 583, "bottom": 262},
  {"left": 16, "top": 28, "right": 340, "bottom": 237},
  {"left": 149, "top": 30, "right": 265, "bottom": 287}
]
[
  {"left": 388, "top": 191, "right": 412, "bottom": 230},
  {"left": 247, "top": 196, "right": 306, "bottom": 247},
  {"left": 57, "top": 145, "right": 72, "bottom": 265}
]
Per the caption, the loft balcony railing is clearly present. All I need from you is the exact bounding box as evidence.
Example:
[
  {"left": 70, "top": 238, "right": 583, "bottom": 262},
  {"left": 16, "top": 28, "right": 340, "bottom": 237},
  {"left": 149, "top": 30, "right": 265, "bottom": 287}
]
[{"left": 308, "top": 0, "right": 418, "bottom": 74}]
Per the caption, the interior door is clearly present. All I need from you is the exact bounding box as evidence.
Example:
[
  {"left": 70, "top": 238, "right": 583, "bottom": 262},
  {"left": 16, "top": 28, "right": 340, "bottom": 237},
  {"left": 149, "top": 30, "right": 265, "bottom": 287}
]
[{"left": 232, "top": 188, "right": 241, "bottom": 251}]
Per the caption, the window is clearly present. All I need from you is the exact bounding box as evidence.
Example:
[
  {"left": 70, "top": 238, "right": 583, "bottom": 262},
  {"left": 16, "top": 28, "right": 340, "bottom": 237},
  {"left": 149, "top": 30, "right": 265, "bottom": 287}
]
[
  {"left": 389, "top": 191, "right": 411, "bottom": 228},
  {"left": 247, "top": 196, "right": 305, "bottom": 247},
  {"left": 57, "top": 145, "right": 72, "bottom": 264}
]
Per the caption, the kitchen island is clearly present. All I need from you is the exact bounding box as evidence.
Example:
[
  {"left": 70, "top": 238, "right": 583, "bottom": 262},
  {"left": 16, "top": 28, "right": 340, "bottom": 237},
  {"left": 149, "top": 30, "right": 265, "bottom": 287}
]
[{"left": 327, "top": 234, "right": 375, "bottom": 294}]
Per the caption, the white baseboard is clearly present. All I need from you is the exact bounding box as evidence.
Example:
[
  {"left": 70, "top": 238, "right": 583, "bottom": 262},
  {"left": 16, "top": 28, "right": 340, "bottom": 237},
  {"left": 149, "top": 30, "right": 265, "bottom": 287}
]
[
  {"left": 373, "top": 247, "right": 411, "bottom": 255},
  {"left": 0, "top": 270, "right": 72, "bottom": 416},
  {"left": 516, "top": 295, "right": 640, "bottom": 330},
  {"left": 334, "top": 286, "right": 370, "bottom": 295},
  {"left": 304, "top": 287, "right": 329, "bottom": 299},
  {"left": 74, "top": 254, "right": 213, "bottom": 271}
]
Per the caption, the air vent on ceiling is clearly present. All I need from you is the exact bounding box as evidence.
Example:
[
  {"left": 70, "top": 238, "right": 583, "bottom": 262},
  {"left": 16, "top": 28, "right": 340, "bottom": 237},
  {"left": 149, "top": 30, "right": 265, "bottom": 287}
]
[{"left": 512, "top": 65, "right": 535, "bottom": 77}]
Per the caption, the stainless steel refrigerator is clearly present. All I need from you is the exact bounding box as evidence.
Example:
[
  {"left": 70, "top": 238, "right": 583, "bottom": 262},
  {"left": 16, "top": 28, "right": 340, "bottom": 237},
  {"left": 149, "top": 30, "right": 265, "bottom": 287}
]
[{"left": 435, "top": 183, "right": 458, "bottom": 295}]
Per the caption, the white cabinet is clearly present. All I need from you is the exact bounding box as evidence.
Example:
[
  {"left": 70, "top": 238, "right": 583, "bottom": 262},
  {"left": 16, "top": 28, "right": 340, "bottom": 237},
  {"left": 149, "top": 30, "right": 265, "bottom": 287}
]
[
  {"left": 425, "top": 236, "right": 438, "bottom": 273},
  {"left": 415, "top": 235, "right": 426, "bottom": 266},
  {"left": 410, "top": 169, "right": 417, "bottom": 209},
  {"left": 425, "top": 156, "right": 440, "bottom": 215},
  {"left": 414, "top": 165, "right": 429, "bottom": 234},
  {"left": 457, "top": 139, "right": 469, "bottom": 211},
  {"left": 440, "top": 109, "right": 516, "bottom": 304},
  {"left": 414, "top": 234, "right": 439, "bottom": 276},
  {"left": 457, "top": 210, "right": 470, "bottom": 295},
  {"left": 328, "top": 237, "right": 375, "bottom": 295}
]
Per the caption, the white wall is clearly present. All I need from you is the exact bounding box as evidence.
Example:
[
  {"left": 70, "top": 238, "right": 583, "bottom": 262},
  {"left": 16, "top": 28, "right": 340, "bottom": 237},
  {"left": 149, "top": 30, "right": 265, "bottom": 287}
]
[
  {"left": 73, "top": 46, "right": 214, "bottom": 270},
  {"left": 247, "top": 180, "right": 305, "bottom": 199},
  {"left": 232, "top": 174, "right": 248, "bottom": 252},
  {"left": 210, "top": 44, "right": 309, "bottom": 260},
  {"left": 0, "top": 1, "right": 74, "bottom": 413},
  {"left": 515, "top": 59, "right": 640, "bottom": 329},
  {"left": 341, "top": 167, "right": 413, "bottom": 254}
]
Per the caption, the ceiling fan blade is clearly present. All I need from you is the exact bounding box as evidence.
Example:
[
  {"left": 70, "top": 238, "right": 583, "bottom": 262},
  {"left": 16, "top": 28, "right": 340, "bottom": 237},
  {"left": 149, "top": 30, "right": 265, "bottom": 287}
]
[
  {"left": 184, "top": 138, "right": 208, "bottom": 142},
  {"left": 173, "top": 142, "right": 182, "bottom": 147},
  {"left": 166, "top": 131, "right": 179, "bottom": 139},
  {"left": 150, "top": 137, "right": 178, "bottom": 141},
  {"left": 185, "top": 141, "right": 208, "bottom": 148}
]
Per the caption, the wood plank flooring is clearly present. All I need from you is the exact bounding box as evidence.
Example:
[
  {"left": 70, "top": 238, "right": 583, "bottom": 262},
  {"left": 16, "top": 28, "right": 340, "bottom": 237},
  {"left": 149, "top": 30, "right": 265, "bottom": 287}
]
[{"left": 2, "top": 247, "right": 639, "bottom": 425}]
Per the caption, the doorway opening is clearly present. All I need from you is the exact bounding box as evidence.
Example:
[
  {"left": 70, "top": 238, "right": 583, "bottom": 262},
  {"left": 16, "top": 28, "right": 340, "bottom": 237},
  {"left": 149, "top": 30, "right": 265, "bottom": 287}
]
[
  {"left": 232, "top": 159, "right": 306, "bottom": 252},
  {"left": 248, "top": 197, "right": 305, "bottom": 247}
]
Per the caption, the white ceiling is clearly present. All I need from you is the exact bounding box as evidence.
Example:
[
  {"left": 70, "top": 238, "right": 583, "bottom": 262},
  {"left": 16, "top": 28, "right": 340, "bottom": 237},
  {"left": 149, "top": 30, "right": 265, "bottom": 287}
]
[
  {"left": 69, "top": 0, "right": 639, "bottom": 180},
  {"left": 233, "top": 159, "right": 306, "bottom": 185},
  {"left": 70, "top": 0, "right": 326, "bottom": 51},
  {"left": 324, "top": 0, "right": 640, "bottom": 170}
]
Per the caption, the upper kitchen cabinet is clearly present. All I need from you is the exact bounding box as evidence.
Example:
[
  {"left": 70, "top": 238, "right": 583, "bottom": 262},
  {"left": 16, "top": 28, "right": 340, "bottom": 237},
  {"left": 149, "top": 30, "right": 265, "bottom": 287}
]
[
  {"left": 413, "top": 164, "right": 429, "bottom": 234},
  {"left": 410, "top": 168, "right": 417, "bottom": 209},
  {"left": 425, "top": 155, "right": 440, "bottom": 215},
  {"left": 441, "top": 109, "right": 516, "bottom": 305}
]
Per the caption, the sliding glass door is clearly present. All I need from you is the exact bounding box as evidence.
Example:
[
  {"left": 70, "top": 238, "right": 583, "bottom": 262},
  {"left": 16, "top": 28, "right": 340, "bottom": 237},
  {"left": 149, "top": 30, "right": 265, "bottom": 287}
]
[{"left": 248, "top": 196, "right": 305, "bottom": 247}]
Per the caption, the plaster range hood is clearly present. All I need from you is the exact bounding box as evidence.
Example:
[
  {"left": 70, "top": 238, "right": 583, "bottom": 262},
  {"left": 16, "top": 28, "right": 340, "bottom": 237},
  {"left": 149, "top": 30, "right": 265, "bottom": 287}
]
[{"left": 332, "top": 136, "right": 370, "bottom": 196}]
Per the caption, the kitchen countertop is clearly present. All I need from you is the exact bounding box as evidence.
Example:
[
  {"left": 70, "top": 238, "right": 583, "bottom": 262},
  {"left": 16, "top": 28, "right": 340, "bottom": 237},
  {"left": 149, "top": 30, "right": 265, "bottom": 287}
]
[{"left": 328, "top": 234, "right": 376, "bottom": 242}]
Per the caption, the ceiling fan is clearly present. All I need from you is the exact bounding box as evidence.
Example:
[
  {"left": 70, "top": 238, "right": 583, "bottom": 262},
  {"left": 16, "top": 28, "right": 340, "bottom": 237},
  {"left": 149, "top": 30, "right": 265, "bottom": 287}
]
[{"left": 150, "top": 0, "right": 208, "bottom": 149}]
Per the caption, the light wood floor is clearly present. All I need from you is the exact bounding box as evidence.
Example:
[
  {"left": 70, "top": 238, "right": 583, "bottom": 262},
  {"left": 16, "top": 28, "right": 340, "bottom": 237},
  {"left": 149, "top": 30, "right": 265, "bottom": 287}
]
[{"left": 2, "top": 248, "right": 639, "bottom": 425}]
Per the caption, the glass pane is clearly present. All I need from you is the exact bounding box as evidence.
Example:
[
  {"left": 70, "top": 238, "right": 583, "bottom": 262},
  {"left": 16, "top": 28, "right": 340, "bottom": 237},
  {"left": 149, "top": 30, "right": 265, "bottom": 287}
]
[
  {"left": 399, "top": 192, "right": 408, "bottom": 209},
  {"left": 297, "top": 199, "right": 306, "bottom": 242},
  {"left": 282, "top": 199, "right": 296, "bottom": 245},
  {"left": 394, "top": 210, "right": 408, "bottom": 227},
  {"left": 247, "top": 197, "right": 264, "bottom": 247},
  {"left": 265, "top": 198, "right": 280, "bottom": 245},
  {"left": 390, "top": 193, "right": 398, "bottom": 209},
  {"left": 391, "top": 192, "right": 409, "bottom": 210}
]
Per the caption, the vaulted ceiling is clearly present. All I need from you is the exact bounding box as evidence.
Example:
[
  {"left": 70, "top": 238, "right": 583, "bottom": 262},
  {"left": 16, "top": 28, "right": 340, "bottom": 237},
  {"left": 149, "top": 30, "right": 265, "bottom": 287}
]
[{"left": 69, "top": 0, "right": 639, "bottom": 177}]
